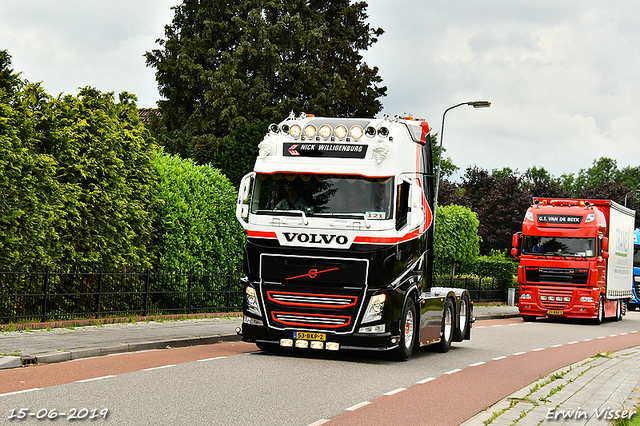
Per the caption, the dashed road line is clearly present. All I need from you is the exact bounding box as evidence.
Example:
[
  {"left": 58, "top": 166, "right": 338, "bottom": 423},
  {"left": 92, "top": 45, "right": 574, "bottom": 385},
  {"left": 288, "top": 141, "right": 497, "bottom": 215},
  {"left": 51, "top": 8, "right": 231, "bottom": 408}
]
[
  {"left": 197, "top": 356, "right": 227, "bottom": 362},
  {"left": 384, "top": 388, "right": 406, "bottom": 396},
  {"left": 345, "top": 401, "right": 371, "bottom": 411},
  {"left": 76, "top": 375, "right": 116, "bottom": 383},
  {"left": 0, "top": 388, "right": 42, "bottom": 397},
  {"left": 416, "top": 377, "right": 436, "bottom": 384},
  {"left": 142, "top": 364, "right": 176, "bottom": 371}
]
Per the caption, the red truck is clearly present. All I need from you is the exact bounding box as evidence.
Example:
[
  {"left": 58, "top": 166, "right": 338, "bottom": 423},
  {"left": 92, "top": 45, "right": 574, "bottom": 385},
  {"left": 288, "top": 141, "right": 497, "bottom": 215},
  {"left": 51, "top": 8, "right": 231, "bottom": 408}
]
[{"left": 511, "top": 198, "right": 635, "bottom": 323}]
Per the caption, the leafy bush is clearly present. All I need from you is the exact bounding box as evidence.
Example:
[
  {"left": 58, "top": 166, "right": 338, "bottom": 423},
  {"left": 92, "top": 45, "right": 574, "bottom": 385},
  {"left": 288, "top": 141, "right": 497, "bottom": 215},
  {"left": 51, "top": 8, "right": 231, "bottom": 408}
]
[{"left": 153, "top": 153, "right": 245, "bottom": 272}]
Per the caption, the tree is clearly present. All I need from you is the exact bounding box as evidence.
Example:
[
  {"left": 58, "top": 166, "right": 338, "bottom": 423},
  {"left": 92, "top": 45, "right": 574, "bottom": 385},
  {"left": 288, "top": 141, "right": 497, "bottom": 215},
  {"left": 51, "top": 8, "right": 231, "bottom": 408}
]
[
  {"left": 431, "top": 133, "right": 459, "bottom": 181},
  {"left": 145, "top": 0, "right": 386, "bottom": 139},
  {"left": 434, "top": 204, "right": 480, "bottom": 278}
]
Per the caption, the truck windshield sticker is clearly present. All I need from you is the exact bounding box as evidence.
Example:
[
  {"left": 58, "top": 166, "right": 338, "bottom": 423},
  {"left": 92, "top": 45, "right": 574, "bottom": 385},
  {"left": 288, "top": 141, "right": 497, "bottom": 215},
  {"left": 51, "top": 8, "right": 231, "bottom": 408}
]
[
  {"left": 284, "top": 143, "right": 368, "bottom": 158},
  {"left": 537, "top": 214, "right": 583, "bottom": 224}
]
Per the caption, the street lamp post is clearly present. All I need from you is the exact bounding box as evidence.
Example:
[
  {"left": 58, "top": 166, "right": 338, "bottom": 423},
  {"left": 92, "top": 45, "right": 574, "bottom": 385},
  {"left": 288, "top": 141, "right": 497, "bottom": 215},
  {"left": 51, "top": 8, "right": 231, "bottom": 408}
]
[{"left": 433, "top": 101, "right": 491, "bottom": 225}]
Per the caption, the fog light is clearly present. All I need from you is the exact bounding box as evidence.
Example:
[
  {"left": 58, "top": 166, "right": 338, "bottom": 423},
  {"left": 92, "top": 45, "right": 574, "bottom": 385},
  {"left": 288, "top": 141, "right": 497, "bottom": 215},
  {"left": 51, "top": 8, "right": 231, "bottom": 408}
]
[
  {"left": 540, "top": 296, "right": 547, "bottom": 300},
  {"left": 310, "top": 341, "right": 324, "bottom": 350},
  {"left": 295, "top": 340, "right": 309, "bottom": 349},
  {"left": 243, "top": 316, "right": 263, "bottom": 326},
  {"left": 280, "top": 339, "right": 293, "bottom": 347},
  {"left": 359, "top": 324, "right": 386, "bottom": 333},
  {"left": 564, "top": 297, "right": 571, "bottom": 302},
  {"left": 326, "top": 342, "right": 339, "bottom": 351},
  {"left": 520, "top": 294, "right": 532, "bottom": 299}
]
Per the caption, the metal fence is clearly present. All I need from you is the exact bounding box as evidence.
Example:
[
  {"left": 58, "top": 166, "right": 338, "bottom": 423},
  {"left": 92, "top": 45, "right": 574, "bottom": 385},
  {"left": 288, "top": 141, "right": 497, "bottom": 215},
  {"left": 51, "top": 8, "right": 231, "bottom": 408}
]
[
  {"left": 434, "top": 275, "right": 512, "bottom": 303},
  {"left": 0, "top": 267, "right": 243, "bottom": 323},
  {"left": 0, "top": 267, "right": 512, "bottom": 324}
]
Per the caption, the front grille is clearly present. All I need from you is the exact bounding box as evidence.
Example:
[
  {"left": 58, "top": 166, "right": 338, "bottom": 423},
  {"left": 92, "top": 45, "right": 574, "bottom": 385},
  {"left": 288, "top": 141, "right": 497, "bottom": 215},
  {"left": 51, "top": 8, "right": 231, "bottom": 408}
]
[
  {"left": 526, "top": 267, "right": 589, "bottom": 285},
  {"left": 271, "top": 312, "right": 351, "bottom": 328},
  {"left": 267, "top": 291, "right": 357, "bottom": 309},
  {"left": 539, "top": 288, "right": 573, "bottom": 309},
  {"left": 259, "top": 255, "right": 368, "bottom": 333}
]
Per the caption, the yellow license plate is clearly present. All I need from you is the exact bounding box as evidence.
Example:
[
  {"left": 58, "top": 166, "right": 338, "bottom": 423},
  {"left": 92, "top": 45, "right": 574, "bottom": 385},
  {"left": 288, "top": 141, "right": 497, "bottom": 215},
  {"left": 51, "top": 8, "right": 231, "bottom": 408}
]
[
  {"left": 294, "top": 332, "right": 326, "bottom": 341},
  {"left": 547, "top": 309, "right": 564, "bottom": 315}
]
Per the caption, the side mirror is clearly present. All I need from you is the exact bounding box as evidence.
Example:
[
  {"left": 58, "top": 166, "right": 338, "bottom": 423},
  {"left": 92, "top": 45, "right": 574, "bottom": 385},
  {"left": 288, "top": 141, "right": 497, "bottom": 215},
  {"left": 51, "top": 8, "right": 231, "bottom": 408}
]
[
  {"left": 601, "top": 236, "right": 609, "bottom": 252},
  {"left": 511, "top": 232, "right": 522, "bottom": 258}
]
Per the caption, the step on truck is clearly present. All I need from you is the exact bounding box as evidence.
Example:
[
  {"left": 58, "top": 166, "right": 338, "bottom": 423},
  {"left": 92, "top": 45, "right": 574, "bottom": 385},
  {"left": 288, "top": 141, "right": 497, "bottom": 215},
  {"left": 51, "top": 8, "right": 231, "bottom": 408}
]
[
  {"left": 235, "top": 113, "right": 473, "bottom": 360},
  {"left": 511, "top": 198, "right": 635, "bottom": 323},
  {"left": 627, "top": 229, "right": 640, "bottom": 311}
]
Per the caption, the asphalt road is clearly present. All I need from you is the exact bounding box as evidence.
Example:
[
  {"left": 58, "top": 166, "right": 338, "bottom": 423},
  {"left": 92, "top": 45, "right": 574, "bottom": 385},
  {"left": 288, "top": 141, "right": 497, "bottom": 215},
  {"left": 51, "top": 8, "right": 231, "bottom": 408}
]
[{"left": 1, "top": 314, "right": 640, "bottom": 425}]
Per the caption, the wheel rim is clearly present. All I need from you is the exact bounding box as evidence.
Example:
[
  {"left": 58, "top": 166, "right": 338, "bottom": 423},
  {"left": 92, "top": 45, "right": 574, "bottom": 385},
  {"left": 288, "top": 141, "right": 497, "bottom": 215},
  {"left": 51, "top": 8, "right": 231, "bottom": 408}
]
[
  {"left": 403, "top": 309, "right": 414, "bottom": 349},
  {"left": 443, "top": 305, "right": 453, "bottom": 341}
]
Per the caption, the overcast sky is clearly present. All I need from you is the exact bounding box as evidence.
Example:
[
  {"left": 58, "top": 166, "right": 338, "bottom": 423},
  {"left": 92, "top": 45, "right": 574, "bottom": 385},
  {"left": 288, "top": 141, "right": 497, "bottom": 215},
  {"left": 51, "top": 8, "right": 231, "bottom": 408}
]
[{"left": 2, "top": 1, "right": 639, "bottom": 180}]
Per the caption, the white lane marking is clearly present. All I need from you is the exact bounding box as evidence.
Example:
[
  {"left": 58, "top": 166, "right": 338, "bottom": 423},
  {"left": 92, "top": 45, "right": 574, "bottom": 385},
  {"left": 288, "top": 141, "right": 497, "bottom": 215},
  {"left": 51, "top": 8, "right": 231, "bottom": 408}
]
[
  {"left": 583, "top": 338, "right": 593, "bottom": 342},
  {"left": 142, "top": 364, "right": 176, "bottom": 371},
  {"left": 444, "top": 369, "right": 461, "bottom": 375},
  {"left": 384, "top": 388, "right": 406, "bottom": 396},
  {"left": 416, "top": 377, "right": 436, "bottom": 384},
  {"left": 513, "top": 352, "right": 527, "bottom": 356},
  {"left": 197, "top": 356, "right": 227, "bottom": 362},
  {"left": 470, "top": 361, "right": 486, "bottom": 367},
  {"left": 76, "top": 375, "right": 116, "bottom": 383},
  {"left": 550, "top": 344, "right": 562, "bottom": 348},
  {"left": 0, "top": 388, "right": 42, "bottom": 397},
  {"left": 532, "top": 348, "right": 545, "bottom": 351},
  {"left": 568, "top": 341, "right": 578, "bottom": 344},
  {"left": 345, "top": 401, "right": 371, "bottom": 411},
  {"left": 493, "top": 356, "right": 507, "bottom": 361}
]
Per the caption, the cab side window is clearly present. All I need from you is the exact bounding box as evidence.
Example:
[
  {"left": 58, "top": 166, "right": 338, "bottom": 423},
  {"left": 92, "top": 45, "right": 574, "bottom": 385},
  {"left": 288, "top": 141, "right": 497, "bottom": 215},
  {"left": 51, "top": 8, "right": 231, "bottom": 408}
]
[{"left": 396, "top": 181, "right": 410, "bottom": 230}]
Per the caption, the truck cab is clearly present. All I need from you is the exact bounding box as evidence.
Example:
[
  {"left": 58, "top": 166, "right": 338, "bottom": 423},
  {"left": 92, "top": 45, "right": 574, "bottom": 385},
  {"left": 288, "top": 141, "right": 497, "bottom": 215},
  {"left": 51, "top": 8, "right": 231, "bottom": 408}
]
[{"left": 236, "top": 113, "right": 472, "bottom": 360}]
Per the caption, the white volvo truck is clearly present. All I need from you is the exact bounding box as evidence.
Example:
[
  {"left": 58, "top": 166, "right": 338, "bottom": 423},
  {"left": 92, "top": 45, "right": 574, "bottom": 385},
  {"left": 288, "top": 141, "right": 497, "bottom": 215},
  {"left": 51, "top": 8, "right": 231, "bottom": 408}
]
[{"left": 236, "top": 113, "right": 473, "bottom": 360}]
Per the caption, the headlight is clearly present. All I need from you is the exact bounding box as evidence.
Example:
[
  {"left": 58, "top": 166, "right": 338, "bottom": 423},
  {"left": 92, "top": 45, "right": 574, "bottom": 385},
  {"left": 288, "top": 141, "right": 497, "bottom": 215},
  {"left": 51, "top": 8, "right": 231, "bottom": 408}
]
[
  {"left": 304, "top": 124, "right": 317, "bottom": 138},
  {"left": 580, "top": 296, "right": 594, "bottom": 302},
  {"left": 362, "top": 293, "right": 386, "bottom": 324},
  {"left": 319, "top": 125, "right": 332, "bottom": 138},
  {"left": 290, "top": 124, "right": 302, "bottom": 138},
  {"left": 334, "top": 125, "right": 348, "bottom": 139},
  {"left": 520, "top": 293, "right": 532, "bottom": 299},
  {"left": 585, "top": 213, "right": 595, "bottom": 223},
  {"left": 540, "top": 296, "right": 547, "bottom": 300},
  {"left": 634, "top": 276, "right": 640, "bottom": 283},
  {"left": 564, "top": 297, "right": 571, "bottom": 302},
  {"left": 246, "top": 286, "right": 261, "bottom": 316},
  {"left": 349, "top": 125, "right": 364, "bottom": 139},
  {"left": 525, "top": 211, "right": 534, "bottom": 221}
]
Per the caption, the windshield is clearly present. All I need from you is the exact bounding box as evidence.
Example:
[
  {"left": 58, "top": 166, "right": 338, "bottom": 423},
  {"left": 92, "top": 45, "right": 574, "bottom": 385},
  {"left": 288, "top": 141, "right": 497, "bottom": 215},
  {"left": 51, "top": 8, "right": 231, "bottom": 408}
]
[
  {"left": 251, "top": 173, "right": 393, "bottom": 220},
  {"left": 634, "top": 245, "right": 640, "bottom": 268},
  {"left": 522, "top": 236, "right": 595, "bottom": 257}
]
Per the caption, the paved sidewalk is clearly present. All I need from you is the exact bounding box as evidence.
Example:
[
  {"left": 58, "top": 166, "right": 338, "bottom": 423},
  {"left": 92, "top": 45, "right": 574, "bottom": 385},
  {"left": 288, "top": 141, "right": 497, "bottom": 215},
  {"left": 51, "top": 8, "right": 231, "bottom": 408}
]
[{"left": 462, "top": 347, "right": 640, "bottom": 425}]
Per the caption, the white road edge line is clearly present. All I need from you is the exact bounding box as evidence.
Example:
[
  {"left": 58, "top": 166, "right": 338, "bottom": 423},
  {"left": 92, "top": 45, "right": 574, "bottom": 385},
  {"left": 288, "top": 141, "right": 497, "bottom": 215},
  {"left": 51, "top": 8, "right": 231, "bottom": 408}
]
[
  {"left": 76, "top": 375, "right": 116, "bottom": 383},
  {"left": 493, "top": 356, "right": 507, "bottom": 361},
  {"left": 345, "top": 401, "right": 371, "bottom": 411},
  {"left": 513, "top": 352, "right": 526, "bottom": 356},
  {"left": 416, "top": 377, "right": 436, "bottom": 384},
  {"left": 532, "top": 348, "right": 545, "bottom": 351},
  {"left": 143, "top": 364, "right": 176, "bottom": 371},
  {"left": 470, "top": 361, "right": 485, "bottom": 367},
  {"left": 444, "top": 369, "right": 461, "bottom": 375},
  {"left": 0, "top": 388, "right": 42, "bottom": 397},
  {"left": 550, "top": 344, "right": 562, "bottom": 348},
  {"left": 384, "top": 388, "right": 406, "bottom": 396}
]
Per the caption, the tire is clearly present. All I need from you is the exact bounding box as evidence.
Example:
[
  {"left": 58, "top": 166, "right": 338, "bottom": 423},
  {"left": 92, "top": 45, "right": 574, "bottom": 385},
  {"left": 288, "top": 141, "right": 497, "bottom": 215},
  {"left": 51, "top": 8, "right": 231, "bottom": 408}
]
[
  {"left": 436, "top": 298, "right": 455, "bottom": 353},
  {"left": 522, "top": 315, "right": 536, "bottom": 322},
  {"left": 594, "top": 296, "right": 605, "bottom": 325},
  {"left": 457, "top": 294, "right": 470, "bottom": 340},
  {"left": 389, "top": 297, "right": 416, "bottom": 361},
  {"left": 615, "top": 300, "right": 623, "bottom": 322}
]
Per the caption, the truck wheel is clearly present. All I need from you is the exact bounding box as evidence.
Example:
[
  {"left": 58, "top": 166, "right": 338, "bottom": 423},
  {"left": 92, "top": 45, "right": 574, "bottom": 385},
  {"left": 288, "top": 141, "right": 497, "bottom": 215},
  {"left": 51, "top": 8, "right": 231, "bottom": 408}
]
[
  {"left": 594, "top": 296, "right": 605, "bottom": 325},
  {"left": 457, "top": 294, "right": 470, "bottom": 339},
  {"left": 436, "top": 298, "right": 455, "bottom": 353},
  {"left": 615, "top": 300, "right": 623, "bottom": 321},
  {"left": 390, "top": 297, "right": 416, "bottom": 361}
]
